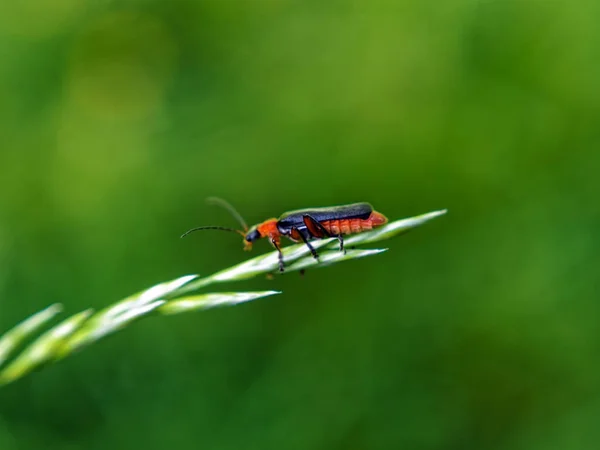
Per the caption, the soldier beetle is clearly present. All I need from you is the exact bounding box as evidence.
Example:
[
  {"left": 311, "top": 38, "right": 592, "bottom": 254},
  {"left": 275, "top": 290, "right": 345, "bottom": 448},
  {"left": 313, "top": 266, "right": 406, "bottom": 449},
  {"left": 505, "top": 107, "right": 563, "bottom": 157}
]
[{"left": 181, "top": 198, "right": 388, "bottom": 272}]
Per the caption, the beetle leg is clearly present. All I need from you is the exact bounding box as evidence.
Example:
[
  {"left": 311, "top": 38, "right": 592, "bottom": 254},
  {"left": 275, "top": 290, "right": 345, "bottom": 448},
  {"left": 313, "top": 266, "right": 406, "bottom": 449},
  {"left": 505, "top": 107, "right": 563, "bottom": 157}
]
[
  {"left": 302, "top": 215, "right": 331, "bottom": 239},
  {"left": 270, "top": 238, "right": 285, "bottom": 272},
  {"left": 303, "top": 215, "right": 344, "bottom": 253},
  {"left": 337, "top": 235, "right": 346, "bottom": 254},
  {"left": 295, "top": 228, "right": 319, "bottom": 260}
]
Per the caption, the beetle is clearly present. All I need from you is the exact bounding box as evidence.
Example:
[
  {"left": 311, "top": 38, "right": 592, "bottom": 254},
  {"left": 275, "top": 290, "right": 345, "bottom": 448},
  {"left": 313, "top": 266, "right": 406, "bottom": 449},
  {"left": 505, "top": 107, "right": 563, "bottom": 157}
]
[{"left": 181, "top": 198, "right": 388, "bottom": 272}]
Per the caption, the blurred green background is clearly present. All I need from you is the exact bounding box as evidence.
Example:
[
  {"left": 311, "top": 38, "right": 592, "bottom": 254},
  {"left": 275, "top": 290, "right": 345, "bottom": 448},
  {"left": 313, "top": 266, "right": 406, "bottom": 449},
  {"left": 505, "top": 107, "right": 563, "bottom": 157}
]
[{"left": 1, "top": 0, "right": 599, "bottom": 449}]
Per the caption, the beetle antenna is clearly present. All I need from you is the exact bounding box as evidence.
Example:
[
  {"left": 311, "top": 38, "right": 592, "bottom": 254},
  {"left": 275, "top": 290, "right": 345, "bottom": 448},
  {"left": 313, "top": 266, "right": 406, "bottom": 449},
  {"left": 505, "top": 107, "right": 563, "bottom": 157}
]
[
  {"left": 180, "top": 226, "right": 246, "bottom": 239},
  {"left": 206, "top": 197, "right": 248, "bottom": 232}
]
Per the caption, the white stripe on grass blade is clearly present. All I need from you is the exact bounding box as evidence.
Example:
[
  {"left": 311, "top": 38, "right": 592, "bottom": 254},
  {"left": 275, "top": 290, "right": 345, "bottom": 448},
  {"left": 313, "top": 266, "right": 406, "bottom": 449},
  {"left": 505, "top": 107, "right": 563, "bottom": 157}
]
[{"left": 159, "top": 290, "right": 281, "bottom": 315}]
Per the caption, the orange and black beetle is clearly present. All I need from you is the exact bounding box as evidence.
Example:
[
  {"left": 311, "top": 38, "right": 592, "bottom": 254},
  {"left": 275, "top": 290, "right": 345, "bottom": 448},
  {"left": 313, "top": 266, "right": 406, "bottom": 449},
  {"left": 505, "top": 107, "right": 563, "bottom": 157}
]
[{"left": 182, "top": 199, "right": 388, "bottom": 272}]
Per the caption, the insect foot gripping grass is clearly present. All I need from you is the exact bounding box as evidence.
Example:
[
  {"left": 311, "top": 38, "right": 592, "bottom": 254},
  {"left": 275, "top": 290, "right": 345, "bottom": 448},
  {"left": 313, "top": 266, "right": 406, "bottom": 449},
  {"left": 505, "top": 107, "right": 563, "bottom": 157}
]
[{"left": 0, "top": 209, "right": 446, "bottom": 387}]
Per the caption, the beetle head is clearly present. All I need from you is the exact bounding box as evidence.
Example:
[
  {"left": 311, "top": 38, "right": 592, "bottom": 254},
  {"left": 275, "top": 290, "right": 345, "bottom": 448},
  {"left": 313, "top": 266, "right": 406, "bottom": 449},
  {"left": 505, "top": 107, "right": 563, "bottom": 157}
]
[{"left": 243, "top": 227, "right": 261, "bottom": 251}]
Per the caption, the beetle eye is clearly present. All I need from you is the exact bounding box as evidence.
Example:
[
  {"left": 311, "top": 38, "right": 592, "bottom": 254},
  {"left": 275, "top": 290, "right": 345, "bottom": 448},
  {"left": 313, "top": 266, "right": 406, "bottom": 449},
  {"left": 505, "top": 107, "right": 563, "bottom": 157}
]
[{"left": 245, "top": 229, "right": 261, "bottom": 242}]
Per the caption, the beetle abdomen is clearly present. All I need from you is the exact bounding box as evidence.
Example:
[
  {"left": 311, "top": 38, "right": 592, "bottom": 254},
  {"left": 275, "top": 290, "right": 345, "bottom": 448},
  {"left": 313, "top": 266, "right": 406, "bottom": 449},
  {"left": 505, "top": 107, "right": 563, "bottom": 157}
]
[
  {"left": 320, "top": 211, "right": 387, "bottom": 236},
  {"left": 321, "top": 219, "right": 366, "bottom": 235}
]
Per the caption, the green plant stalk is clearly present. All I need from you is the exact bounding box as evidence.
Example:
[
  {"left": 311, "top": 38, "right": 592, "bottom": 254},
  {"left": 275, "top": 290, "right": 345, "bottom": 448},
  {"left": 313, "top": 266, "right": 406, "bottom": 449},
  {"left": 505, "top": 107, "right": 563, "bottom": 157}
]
[
  {"left": 0, "top": 304, "right": 63, "bottom": 368},
  {"left": 0, "top": 309, "right": 93, "bottom": 385},
  {"left": 176, "top": 208, "right": 447, "bottom": 294},
  {"left": 0, "top": 209, "right": 446, "bottom": 387}
]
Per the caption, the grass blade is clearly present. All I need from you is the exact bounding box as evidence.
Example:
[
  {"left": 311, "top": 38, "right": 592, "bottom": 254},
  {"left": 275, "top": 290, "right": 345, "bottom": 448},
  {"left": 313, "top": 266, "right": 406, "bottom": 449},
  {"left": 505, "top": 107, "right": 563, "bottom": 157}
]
[
  {"left": 0, "top": 208, "right": 446, "bottom": 387},
  {"left": 159, "top": 290, "right": 281, "bottom": 315},
  {"left": 0, "top": 304, "right": 63, "bottom": 369},
  {"left": 0, "top": 309, "right": 93, "bottom": 385},
  {"left": 286, "top": 248, "right": 388, "bottom": 272}
]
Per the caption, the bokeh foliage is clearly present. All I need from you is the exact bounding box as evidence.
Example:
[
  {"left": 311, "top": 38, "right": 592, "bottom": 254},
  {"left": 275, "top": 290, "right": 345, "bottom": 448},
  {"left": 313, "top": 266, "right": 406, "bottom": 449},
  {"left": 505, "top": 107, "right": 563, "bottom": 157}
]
[{"left": 1, "top": 1, "right": 599, "bottom": 449}]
